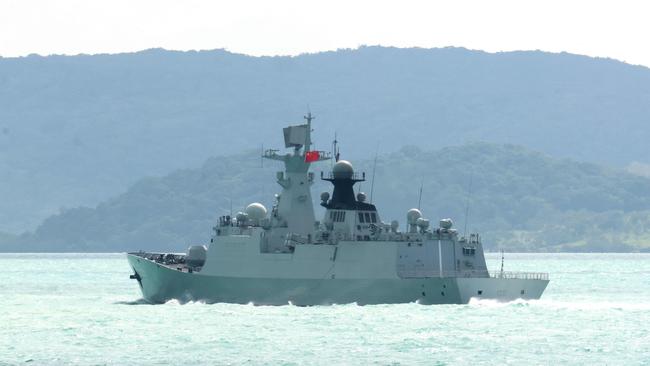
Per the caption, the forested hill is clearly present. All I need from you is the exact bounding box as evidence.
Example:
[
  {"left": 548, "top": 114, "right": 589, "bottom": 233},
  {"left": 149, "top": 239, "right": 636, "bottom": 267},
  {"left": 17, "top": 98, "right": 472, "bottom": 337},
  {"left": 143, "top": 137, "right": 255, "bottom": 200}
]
[
  {"left": 2, "top": 47, "right": 650, "bottom": 234},
  {"left": 4, "top": 143, "right": 650, "bottom": 253}
]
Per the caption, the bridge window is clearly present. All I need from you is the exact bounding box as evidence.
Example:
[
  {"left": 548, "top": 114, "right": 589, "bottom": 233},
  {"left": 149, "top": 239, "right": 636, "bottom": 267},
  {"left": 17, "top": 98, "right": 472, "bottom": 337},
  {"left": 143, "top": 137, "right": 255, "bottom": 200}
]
[
  {"left": 358, "top": 212, "right": 365, "bottom": 223},
  {"left": 364, "top": 212, "right": 371, "bottom": 223},
  {"left": 463, "top": 247, "right": 476, "bottom": 256},
  {"left": 370, "top": 212, "right": 377, "bottom": 223}
]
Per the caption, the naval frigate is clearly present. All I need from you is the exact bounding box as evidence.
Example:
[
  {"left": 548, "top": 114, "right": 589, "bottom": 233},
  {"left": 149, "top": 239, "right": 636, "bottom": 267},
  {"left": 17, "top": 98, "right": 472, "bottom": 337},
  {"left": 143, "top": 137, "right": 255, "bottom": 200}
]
[{"left": 127, "top": 114, "right": 549, "bottom": 305}]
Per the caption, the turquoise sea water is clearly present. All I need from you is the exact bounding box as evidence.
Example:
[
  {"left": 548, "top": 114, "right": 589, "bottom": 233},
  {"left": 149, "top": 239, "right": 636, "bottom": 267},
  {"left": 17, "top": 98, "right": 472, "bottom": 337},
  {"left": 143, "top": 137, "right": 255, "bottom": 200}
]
[{"left": 1, "top": 253, "right": 649, "bottom": 365}]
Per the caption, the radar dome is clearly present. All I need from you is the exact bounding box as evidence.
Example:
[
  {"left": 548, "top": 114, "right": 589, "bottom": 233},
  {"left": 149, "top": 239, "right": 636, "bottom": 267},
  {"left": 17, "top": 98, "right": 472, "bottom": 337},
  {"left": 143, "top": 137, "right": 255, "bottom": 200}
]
[
  {"left": 416, "top": 218, "right": 430, "bottom": 231},
  {"left": 320, "top": 191, "right": 330, "bottom": 202},
  {"left": 235, "top": 211, "right": 248, "bottom": 222},
  {"left": 390, "top": 220, "right": 399, "bottom": 233},
  {"left": 332, "top": 160, "right": 354, "bottom": 179},
  {"left": 245, "top": 203, "right": 267, "bottom": 220},
  {"left": 407, "top": 208, "right": 422, "bottom": 224},
  {"left": 440, "top": 218, "right": 453, "bottom": 230}
]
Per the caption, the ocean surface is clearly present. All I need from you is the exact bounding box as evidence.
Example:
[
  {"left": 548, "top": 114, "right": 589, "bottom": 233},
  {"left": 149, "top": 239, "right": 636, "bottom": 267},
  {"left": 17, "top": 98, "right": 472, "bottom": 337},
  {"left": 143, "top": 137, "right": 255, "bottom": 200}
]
[{"left": 1, "top": 253, "right": 649, "bottom": 365}]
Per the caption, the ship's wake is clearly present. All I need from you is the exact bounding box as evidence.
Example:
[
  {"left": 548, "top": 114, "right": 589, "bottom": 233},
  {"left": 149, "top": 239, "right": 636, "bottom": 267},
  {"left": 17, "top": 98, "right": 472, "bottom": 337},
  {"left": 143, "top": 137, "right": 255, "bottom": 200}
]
[
  {"left": 468, "top": 297, "right": 650, "bottom": 311},
  {"left": 113, "top": 298, "right": 151, "bottom": 305}
]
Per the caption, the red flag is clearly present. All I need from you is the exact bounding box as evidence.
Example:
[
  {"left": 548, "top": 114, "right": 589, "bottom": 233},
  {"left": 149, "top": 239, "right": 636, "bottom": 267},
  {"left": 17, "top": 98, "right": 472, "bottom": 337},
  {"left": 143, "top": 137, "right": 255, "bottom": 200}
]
[{"left": 305, "top": 151, "right": 320, "bottom": 162}]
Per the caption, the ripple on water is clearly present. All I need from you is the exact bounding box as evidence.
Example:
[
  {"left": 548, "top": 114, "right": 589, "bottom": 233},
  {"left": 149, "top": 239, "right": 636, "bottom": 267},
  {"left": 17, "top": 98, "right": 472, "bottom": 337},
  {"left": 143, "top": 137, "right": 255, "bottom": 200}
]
[{"left": 1, "top": 253, "right": 650, "bottom": 365}]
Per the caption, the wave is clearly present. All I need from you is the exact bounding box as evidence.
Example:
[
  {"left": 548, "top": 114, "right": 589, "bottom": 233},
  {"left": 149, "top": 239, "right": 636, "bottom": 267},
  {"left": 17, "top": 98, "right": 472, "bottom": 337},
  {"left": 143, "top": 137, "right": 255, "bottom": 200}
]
[
  {"left": 468, "top": 297, "right": 650, "bottom": 310},
  {"left": 113, "top": 298, "right": 151, "bottom": 305},
  {"left": 115, "top": 297, "right": 650, "bottom": 310}
]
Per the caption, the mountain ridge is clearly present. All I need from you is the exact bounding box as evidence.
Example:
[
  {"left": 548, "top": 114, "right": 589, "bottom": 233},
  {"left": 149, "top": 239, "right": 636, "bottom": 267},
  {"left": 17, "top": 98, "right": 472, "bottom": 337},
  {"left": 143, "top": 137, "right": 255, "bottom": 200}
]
[
  {"left": 4, "top": 142, "right": 650, "bottom": 253},
  {"left": 2, "top": 46, "right": 650, "bottom": 233}
]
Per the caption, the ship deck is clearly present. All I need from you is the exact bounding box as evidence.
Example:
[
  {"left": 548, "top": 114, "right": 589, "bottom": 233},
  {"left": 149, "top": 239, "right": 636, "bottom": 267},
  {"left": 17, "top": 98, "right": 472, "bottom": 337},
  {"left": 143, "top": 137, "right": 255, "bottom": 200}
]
[{"left": 128, "top": 251, "right": 196, "bottom": 273}]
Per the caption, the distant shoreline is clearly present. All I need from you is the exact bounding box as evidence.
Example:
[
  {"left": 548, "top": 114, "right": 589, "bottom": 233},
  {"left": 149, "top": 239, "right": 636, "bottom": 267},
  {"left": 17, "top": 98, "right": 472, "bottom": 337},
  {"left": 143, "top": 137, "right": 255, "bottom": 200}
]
[{"left": 2, "top": 251, "right": 649, "bottom": 254}]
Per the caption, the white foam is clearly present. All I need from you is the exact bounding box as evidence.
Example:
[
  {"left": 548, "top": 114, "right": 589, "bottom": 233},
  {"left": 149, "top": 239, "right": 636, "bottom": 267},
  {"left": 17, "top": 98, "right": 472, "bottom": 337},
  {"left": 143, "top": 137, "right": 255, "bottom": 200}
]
[{"left": 468, "top": 297, "right": 650, "bottom": 311}]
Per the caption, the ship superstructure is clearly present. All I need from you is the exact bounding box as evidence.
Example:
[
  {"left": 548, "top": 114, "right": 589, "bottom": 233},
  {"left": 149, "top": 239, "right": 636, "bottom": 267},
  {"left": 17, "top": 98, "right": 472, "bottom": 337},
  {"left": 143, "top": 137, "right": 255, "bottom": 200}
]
[{"left": 127, "top": 114, "right": 549, "bottom": 305}]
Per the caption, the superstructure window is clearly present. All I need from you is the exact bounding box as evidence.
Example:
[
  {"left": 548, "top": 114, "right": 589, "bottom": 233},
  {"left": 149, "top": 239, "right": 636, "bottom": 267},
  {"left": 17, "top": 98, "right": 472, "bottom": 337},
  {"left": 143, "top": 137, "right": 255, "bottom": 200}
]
[
  {"left": 364, "top": 212, "right": 371, "bottom": 223},
  {"left": 463, "top": 247, "right": 476, "bottom": 256},
  {"left": 370, "top": 212, "right": 377, "bottom": 223},
  {"left": 358, "top": 212, "right": 365, "bottom": 223},
  {"left": 330, "top": 211, "right": 346, "bottom": 222}
]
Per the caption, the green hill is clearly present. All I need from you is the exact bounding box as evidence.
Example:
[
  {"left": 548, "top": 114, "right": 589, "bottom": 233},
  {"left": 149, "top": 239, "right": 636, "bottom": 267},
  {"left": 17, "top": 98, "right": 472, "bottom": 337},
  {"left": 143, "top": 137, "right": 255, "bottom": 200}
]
[
  {"left": 4, "top": 143, "right": 650, "bottom": 252},
  {"left": 2, "top": 47, "right": 650, "bottom": 234}
]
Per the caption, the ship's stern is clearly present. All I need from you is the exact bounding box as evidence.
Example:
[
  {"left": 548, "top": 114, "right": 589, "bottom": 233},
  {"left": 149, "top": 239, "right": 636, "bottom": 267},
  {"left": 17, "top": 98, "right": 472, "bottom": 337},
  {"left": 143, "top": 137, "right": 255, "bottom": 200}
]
[{"left": 455, "top": 276, "right": 549, "bottom": 303}]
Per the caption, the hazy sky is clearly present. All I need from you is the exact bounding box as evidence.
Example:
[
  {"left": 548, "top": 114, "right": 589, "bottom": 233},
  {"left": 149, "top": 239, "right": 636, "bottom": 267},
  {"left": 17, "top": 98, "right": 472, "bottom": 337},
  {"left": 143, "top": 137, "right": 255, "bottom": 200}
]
[{"left": 1, "top": 0, "right": 649, "bottom": 67}]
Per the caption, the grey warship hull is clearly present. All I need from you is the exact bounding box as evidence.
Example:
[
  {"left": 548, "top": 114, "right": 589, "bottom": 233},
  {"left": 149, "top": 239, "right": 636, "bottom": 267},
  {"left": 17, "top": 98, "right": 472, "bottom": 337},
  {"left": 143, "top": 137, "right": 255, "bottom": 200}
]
[{"left": 128, "top": 253, "right": 548, "bottom": 305}]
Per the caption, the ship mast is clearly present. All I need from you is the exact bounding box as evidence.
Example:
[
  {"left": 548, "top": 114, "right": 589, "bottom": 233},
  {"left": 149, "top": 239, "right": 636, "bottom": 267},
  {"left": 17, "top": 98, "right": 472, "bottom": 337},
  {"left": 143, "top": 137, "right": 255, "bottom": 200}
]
[
  {"left": 303, "top": 112, "right": 313, "bottom": 154},
  {"left": 261, "top": 113, "right": 330, "bottom": 236}
]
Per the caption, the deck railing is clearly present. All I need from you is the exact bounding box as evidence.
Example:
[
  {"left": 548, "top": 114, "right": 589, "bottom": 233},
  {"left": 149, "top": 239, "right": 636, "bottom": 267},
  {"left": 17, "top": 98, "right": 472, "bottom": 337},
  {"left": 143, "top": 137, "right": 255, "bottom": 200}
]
[
  {"left": 398, "top": 269, "right": 549, "bottom": 280},
  {"left": 489, "top": 271, "right": 549, "bottom": 280}
]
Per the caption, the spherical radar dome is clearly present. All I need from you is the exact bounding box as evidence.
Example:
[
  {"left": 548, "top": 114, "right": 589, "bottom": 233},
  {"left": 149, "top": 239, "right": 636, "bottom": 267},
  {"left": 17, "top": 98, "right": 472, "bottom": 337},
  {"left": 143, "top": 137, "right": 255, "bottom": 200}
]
[
  {"left": 332, "top": 160, "right": 354, "bottom": 179},
  {"left": 320, "top": 191, "right": 330, "bottom": 202},
  {"left": 245, "top": 202, "right": 268, "bottom": 220},
  {"left": 407, "top": 208, "right": 423, "bottom": 224}
]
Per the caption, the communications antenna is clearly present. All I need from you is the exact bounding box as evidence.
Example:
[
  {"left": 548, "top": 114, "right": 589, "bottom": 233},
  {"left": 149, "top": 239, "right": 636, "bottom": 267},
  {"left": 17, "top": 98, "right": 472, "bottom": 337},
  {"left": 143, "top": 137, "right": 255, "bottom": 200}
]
[
  {"left": 369, "top": 150, "right": 378, "bottom": 203},
  {"left": 500, "top": 249, "right": 505, "bottom": 278},
  {"left": 331, "top": 132, "right": 340, "bottom": 164},
  {"left": 417, "top": 180, "right": 424, "bottom": 210},
  {"left": 463, "top": 171, "right": 474, "bottom": 237}
]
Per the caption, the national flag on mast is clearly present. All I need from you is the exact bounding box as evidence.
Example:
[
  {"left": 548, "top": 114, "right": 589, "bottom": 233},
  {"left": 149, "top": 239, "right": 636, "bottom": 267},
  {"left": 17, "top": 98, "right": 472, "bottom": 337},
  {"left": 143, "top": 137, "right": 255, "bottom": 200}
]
[{"left": 305, "top": 150, "right": 320, "bottom": 162}]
